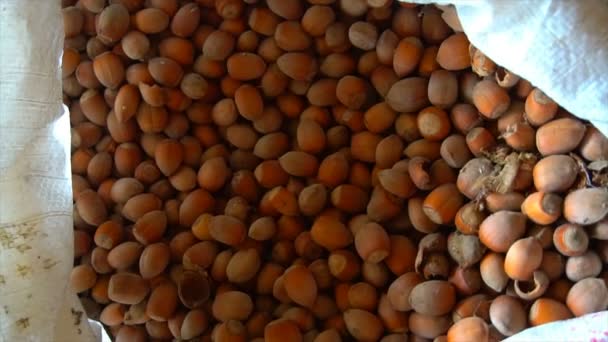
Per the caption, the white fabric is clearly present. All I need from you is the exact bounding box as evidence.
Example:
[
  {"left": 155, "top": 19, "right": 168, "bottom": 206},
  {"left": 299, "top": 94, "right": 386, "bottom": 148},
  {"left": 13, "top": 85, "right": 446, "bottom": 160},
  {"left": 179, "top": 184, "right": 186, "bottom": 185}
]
[
  {"left": 504, "top": 311, "right": 608, "bottom": 342},
  {"left": 0, "top": 1, "right": 96, "bottom": 341}
]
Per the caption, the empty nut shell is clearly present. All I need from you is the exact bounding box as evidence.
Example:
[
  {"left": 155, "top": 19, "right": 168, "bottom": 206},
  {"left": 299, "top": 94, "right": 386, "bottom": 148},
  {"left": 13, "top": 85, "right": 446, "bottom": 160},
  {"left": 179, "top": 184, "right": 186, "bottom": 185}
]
[{"left": 514, "top": 270, "right": 550, "bottom": 300}]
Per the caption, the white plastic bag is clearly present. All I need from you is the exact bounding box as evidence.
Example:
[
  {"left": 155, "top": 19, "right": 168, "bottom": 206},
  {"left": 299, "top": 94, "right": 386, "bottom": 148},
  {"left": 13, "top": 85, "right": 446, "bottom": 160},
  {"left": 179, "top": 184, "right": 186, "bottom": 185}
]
[{"left": 0, "top": 1, "right": 97, "bottom": 340}]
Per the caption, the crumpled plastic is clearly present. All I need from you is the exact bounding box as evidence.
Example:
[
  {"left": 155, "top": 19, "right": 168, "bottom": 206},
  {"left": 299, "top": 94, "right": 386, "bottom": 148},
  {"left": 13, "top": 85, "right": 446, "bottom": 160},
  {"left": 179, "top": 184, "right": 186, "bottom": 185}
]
[
  {"left": 0, "top": 0, "right": 606, "bottom": 341},
  {"left": 0, "top": 1, "right": 98, "bottom": 341},
  {"left": 505, "top": 311, "right": 608, "bottom": 342}
]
